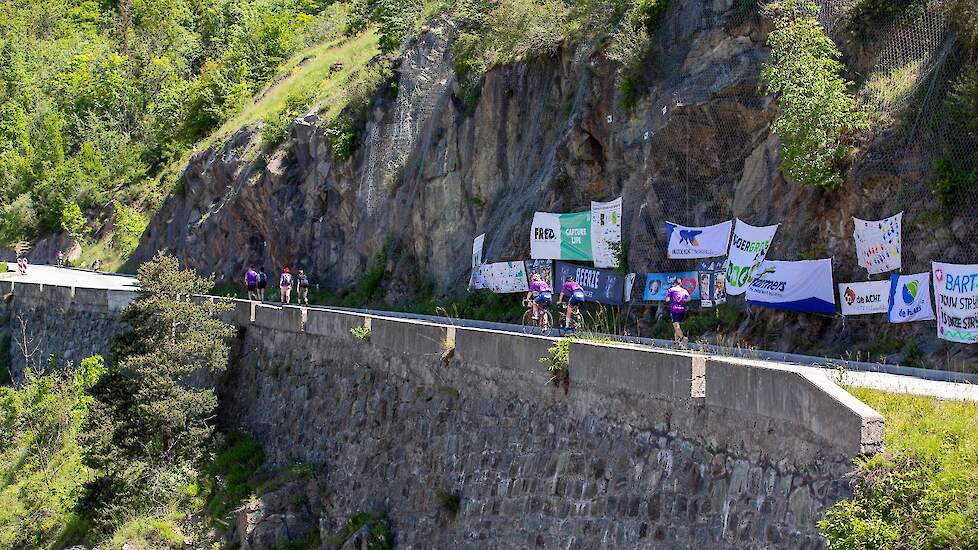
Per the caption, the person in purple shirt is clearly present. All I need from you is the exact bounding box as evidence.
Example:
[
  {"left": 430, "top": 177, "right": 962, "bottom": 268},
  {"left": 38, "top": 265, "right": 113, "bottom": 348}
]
[
  {"left": 666, "top": 277, "right": 691, "bottom": 344},
  {"left": 557, "top": 276, "right": 586, "bottom": 329},
  {"left": 526, "top": 273, "right": 553, "bottom": 322},
  {"left": 245, "top": 266, "right": 259, "bottom": 301}
]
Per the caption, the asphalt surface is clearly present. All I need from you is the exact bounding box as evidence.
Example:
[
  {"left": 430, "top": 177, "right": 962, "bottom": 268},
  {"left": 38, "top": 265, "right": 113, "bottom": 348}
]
[{"left": 5, "top": 264, "right": 977, "bottom": 401}]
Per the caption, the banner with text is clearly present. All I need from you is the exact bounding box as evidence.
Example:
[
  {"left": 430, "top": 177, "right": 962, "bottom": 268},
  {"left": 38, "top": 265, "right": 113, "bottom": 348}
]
[
  {"left": 591, "top": 198, "right": 622, "bottom": 268},
  {"left": 838, "top": 281, "right": 889, "bottom": 315},
  {"left": 469, "top": 233, "right": 485, "bottom": 289},
  {"left": 746, "top": 259, "right": 836, "bottom": 314},
  {"left": 666, "top": 220, "right": 732, "bottom": 259},
  {"left": 887, "top": 272, "right": 934, "bottom": 323},
  {"left": 530, "top": 211, "right": 593, "bottom": 261},
  {"left": 526, "top": 259, "right": 554, "bottom": 289},
  {"left": 933, "top": 262, "right": 978, "bottom": 344},
  {"left": 554, "top": 261, "right": 624, "bottom": 305},
  {"left": 725, "top": 220, "right": 779, "bottom": 296},
  {"left": 643, "top": 272, "right": 701, "bottom": 301},
  {"left": 479, "top": 261, "right": 528, "bottom": 294},
  {"left": 700, "top": 270, "right": 727, "bottom": 308},
  {"left": 854, "top": 212, "right": 902, "bottom": 274}
]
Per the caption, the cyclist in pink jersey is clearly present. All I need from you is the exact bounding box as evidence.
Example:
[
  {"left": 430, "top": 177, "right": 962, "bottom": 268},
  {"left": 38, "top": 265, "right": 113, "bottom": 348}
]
[
  {"left": 557, "top": 276, "right": 586, "bottom": 329},
  {"left": 526, "top": 273, "right": 553, "bottom": 321}
]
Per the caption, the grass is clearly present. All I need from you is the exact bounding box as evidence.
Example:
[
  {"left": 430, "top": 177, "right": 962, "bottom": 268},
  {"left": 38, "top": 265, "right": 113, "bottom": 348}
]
[
  {"left": 204, "top": 30, "right": 381, "bottom": 151},
  {"left": 820, "top": 389, "right": 978, "bottom": 547}
]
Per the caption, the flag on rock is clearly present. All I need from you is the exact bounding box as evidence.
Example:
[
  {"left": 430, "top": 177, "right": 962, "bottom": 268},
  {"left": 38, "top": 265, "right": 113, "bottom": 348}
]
[
  {"left": 591, "top": 198, "right": 622, "bottom": 268},
  {"left": 725, "top": 219, "right": 779, "bottom": 296},
  {"left": 854, "top": 213, "right": 902, "bottom": 274},
  {"left": 933, "top": 262, "right": 978, "bottom": 344},
  {"left": 643, "top": 272, "right": 701, "bottom": 301},
  {"left": 838, "top": 281, "right": 889, "bottom": 315},
  {"left": 887, "top": 272, "right": 934, "bottom": 323},
  {"left": 554, "top": 261, "right": 624, "bottom": 305},
  {"left": 469, "top": 233, "right": 485, "bottom": 289},
  {"left": 531, "top": 211, "right": 593, "bottom": 261},
  {"left": 746, "top": 259, "right": 836, "bottom": 314},
  {"left": 665, "top": 220, "right": 732, "bottom": 259},
  {"left": 479, "top": 261, "right": 529, "bottom": 294}
]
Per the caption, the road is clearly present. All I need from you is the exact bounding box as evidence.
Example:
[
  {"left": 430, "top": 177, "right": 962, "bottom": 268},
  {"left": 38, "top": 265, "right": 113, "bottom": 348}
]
[{"left": 4, "top": 264, "right": 977, "bottom": 402}]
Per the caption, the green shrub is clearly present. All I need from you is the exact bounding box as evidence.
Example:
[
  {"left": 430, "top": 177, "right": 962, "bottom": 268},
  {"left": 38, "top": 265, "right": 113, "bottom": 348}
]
[
  {"left": 326, "top": 115, "right": 358, "bottom": 161},
  {"left": 110, "top": 202, "right": 147, "bottom": 258},
  {"left": 435, "top": 487, "right": 461, "bottom": 515},
  {"left": 263, "top": 89, "right": 317, "bottom": 147},
  {"left": 540, "top": 337, "right": 571, "bottom": 374},
  {"left": 950, "top": 0, "right": 978, "bottom": 50},
  {"left": 350, "top": 326, "right": 372, "bottom": 342},
  {"left": 60, "top": 201, "right": 86, "bottom": 240},
  {"left": 819, "top": 389, "right": 978, "bottom": 548},
  {"left": 761, "top": 0, "right": 869, "bottom": 189}
]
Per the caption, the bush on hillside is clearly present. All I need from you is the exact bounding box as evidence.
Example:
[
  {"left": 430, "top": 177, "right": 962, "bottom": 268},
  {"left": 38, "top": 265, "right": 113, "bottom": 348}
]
[{"left": 761, "top": 0, "right": 869, "bottom": 189}]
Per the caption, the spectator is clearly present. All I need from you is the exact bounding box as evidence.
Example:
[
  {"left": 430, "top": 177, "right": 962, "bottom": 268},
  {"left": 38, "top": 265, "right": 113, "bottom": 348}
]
[
  {"left": 92, "top": 258, "right": 102, "bottom": 272},
  {"left": 279, "top": 267, "right": 293, "bottom": 304},
  {"left": 666, "top": 277, "right": 691, "bottom": 345},
  {"left": 257, "top": 268, "right": 268, "bottom": 301},
  {"left": 245, "top": 266, "right": 259, "bottom": 301},
  {"left": 296, "top": 269, "right": 310, "bottom": 305},
  {"left": 57, "top": 250, "right": 64, "bottom": 266}
]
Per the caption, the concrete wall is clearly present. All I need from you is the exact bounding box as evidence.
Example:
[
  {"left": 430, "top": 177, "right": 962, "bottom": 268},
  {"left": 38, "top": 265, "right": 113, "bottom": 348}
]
[{"left": 6, "top": 281, "right": 885, "bottom": 548}]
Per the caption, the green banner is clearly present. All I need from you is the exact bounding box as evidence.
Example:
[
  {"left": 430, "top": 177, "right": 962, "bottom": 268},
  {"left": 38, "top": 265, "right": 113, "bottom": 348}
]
[{"left": 559, "top": 211, "right": 593, "bottom": 261}]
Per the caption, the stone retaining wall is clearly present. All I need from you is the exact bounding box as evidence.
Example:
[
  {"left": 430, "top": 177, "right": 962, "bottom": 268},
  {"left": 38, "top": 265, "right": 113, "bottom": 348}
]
[{"left": 6, "top": 282, "right": 884, "bottom": 548}]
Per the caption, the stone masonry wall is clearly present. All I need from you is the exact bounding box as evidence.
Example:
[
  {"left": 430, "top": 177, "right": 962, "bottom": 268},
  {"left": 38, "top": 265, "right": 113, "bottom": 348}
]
[
  {"left": 220, "top": 301, "right": 883, "bottom": 549},
  {"left": 4, "top": 282, "right": 884, "bottom": 548}
]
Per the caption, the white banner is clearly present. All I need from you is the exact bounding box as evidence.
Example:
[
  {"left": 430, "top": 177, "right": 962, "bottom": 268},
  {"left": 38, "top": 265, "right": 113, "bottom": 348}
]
[
  {"left": 666, "top": 220, "right": 732, "bottom": 259},
  {"left": 591, "top": 197, "right": 622, "bottom": 268},
  {"left": 624, "top": 273, "right": 637, "bottom": 302},
  {"left": 838, "top": 281, "right": 889, "bottom": 315},
  {"left": 725, "top": 219, "right": 779, "bottom": 296},
  {"left": 933, "top": 262, "right": 978, "bottom": 344},
  {"left": 854, "top": 212, "right": 902, "bottom": 274},
  {"left": 469, "top": 233, "right": 485, "bottom": 289},
  {"left": 746, "top": 259, "right": 836, "bottom": 314},
  {"left": 887, "top": 272, "right": 934, "bottom": 323},
  {"left": 530, "top": 211, "right": 593, "bottom": 261},
  {"left": 479, "top": 261, "right": 529, "bottom": 294}
]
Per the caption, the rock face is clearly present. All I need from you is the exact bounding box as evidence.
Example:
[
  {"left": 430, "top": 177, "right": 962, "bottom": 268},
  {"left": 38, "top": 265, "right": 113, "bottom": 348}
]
[{"left": 131, "top": 2, "right": 977, "bottom": 366}]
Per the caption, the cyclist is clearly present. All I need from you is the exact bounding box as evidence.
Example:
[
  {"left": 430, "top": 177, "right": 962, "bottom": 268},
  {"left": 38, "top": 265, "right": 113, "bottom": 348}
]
[
  {"left": 526, "top": 273, "right": 553, "bottom": 326},
  {"left": 557, "top": 276, "right": 586, "bottom": 329}
]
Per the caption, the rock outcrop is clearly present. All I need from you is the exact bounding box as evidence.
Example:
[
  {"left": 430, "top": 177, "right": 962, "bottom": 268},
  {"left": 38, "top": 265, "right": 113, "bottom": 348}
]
[{"left": 131, "top": 1, "right": 977, "bottom": 367}]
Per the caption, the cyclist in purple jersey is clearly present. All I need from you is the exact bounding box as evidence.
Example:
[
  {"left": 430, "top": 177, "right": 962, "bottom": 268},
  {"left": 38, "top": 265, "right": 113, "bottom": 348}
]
[
  {"left": 526, "top": 274, "right": 552, "bottom": 321},
  {"left": 557, "top": 276, "right": 586, "bottom": 329},
  {"left": 666, "top": 278, "right": 691, "bottom": 344}
]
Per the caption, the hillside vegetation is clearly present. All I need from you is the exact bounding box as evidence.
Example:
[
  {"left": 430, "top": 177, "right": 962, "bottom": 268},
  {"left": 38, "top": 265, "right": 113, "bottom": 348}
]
[{"left": 0, "top": 0, "right": 379, "bottom": 268}]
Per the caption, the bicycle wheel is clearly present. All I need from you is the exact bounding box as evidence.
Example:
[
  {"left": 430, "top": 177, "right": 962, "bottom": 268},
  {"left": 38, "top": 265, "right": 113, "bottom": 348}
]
[
  {"left": 540, "top": 310, "right": 553, "bottom": 334},
  {"left": 573, "top": 310, "right": 584, "bottom": 331},
  {"left": 521, "top": 310, "right": 536, "bottom": 334}
]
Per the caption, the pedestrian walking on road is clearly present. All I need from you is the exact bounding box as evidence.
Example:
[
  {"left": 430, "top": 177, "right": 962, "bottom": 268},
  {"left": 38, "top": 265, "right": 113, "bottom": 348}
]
[
  {"left": 297, "top": 269, "right": 310, "bottom": 305},
  {"left": 257, "top": 269, "right": 268, "bottom": 301},
  {"left": 666, "top": 277, "right": 691, "bottom": 346},
  {"left": 279, "top": 267, "right": 294, "bottom": 304},
  {"left": 245, "top": 266, "right": 259, "bottom": 301}
]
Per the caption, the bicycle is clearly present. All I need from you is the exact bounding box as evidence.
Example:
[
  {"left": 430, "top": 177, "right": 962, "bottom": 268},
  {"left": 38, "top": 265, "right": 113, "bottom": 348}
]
[
  {"left": 559, "top": 302, "right": 584, "bottom": 332},
  {"left": 521, "top": 299, "right": 553, "bottom": 334}
]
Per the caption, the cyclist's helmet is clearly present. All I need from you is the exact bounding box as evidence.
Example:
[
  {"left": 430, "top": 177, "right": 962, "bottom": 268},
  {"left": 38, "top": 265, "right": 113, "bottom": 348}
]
[
  {"left": 565, "top": 276, "right": 574, "bottom": 282},
  {"left": 532, "top": 273, "right": 542, "bottom": 282}
]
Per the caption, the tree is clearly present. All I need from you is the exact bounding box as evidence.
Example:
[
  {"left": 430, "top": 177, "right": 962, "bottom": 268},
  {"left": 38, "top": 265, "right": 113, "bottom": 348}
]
[
  {"left": 80, "top": 251, "right": 234, "bottom": 532},
  {"left": 761, "top": 0, "right": 868, "bottom": 189}
]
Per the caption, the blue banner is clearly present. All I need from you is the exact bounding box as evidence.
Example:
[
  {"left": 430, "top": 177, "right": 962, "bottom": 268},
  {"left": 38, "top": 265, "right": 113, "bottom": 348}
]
[
  {"left": 554, "top": 261, "right": 624, "bottom": 305},
  {"left": 643, "top": 272, "right": 701, "bottom": 301}
]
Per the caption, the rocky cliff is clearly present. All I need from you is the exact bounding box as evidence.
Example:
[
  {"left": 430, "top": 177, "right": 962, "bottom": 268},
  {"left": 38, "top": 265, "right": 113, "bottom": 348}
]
[{"left": 132, "top": 0, "right": 977, "bottom": 367}]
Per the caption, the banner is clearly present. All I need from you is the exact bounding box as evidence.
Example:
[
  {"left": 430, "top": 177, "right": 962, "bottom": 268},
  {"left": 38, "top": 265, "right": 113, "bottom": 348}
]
[
  {"left": 643, "top": 272, "right": 701, "bottom": 301},
  {"left": 554, "top": 261, "right": 624, "bottom": 305},
  {"left": 746, "top": 259, "right": 836, "bottom": 314},
  {"left": 700, "top": 270, "right": 727, "bottom": 308},
  {"left": 591, "top": 198, "right": 622, "bottom": 268},
  {"left": 624, "top": 273, "right": 637, "bottom": 302},
  {"left": 479, "top": 261, "right": 528, "bottom": 294},
  {"left": 854, "top": 213, "right": 902, "bottom": 274},
  {"left": 666, "top": 220, "right": 732, "bottom": 259},
  {"left": 530, "top": 211, "right": 592, "bottom": 261},
  {"left": 725, "top": 219, "right": 779, "bottom": 296},
  {"left": 933, "top": 262, "right": 978, "bottom": 343},
  {"left": 469, "top": 233, "right": 485, "bottom": 289},
  {"left": 526, "top": 259, "right": 554, "bottom": 288},
  {"left": 887, "top": 272, "right": 934, "bottom": 323},
  {"left": 838, "top": 281, "right": 890, "bottom": 315}
]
